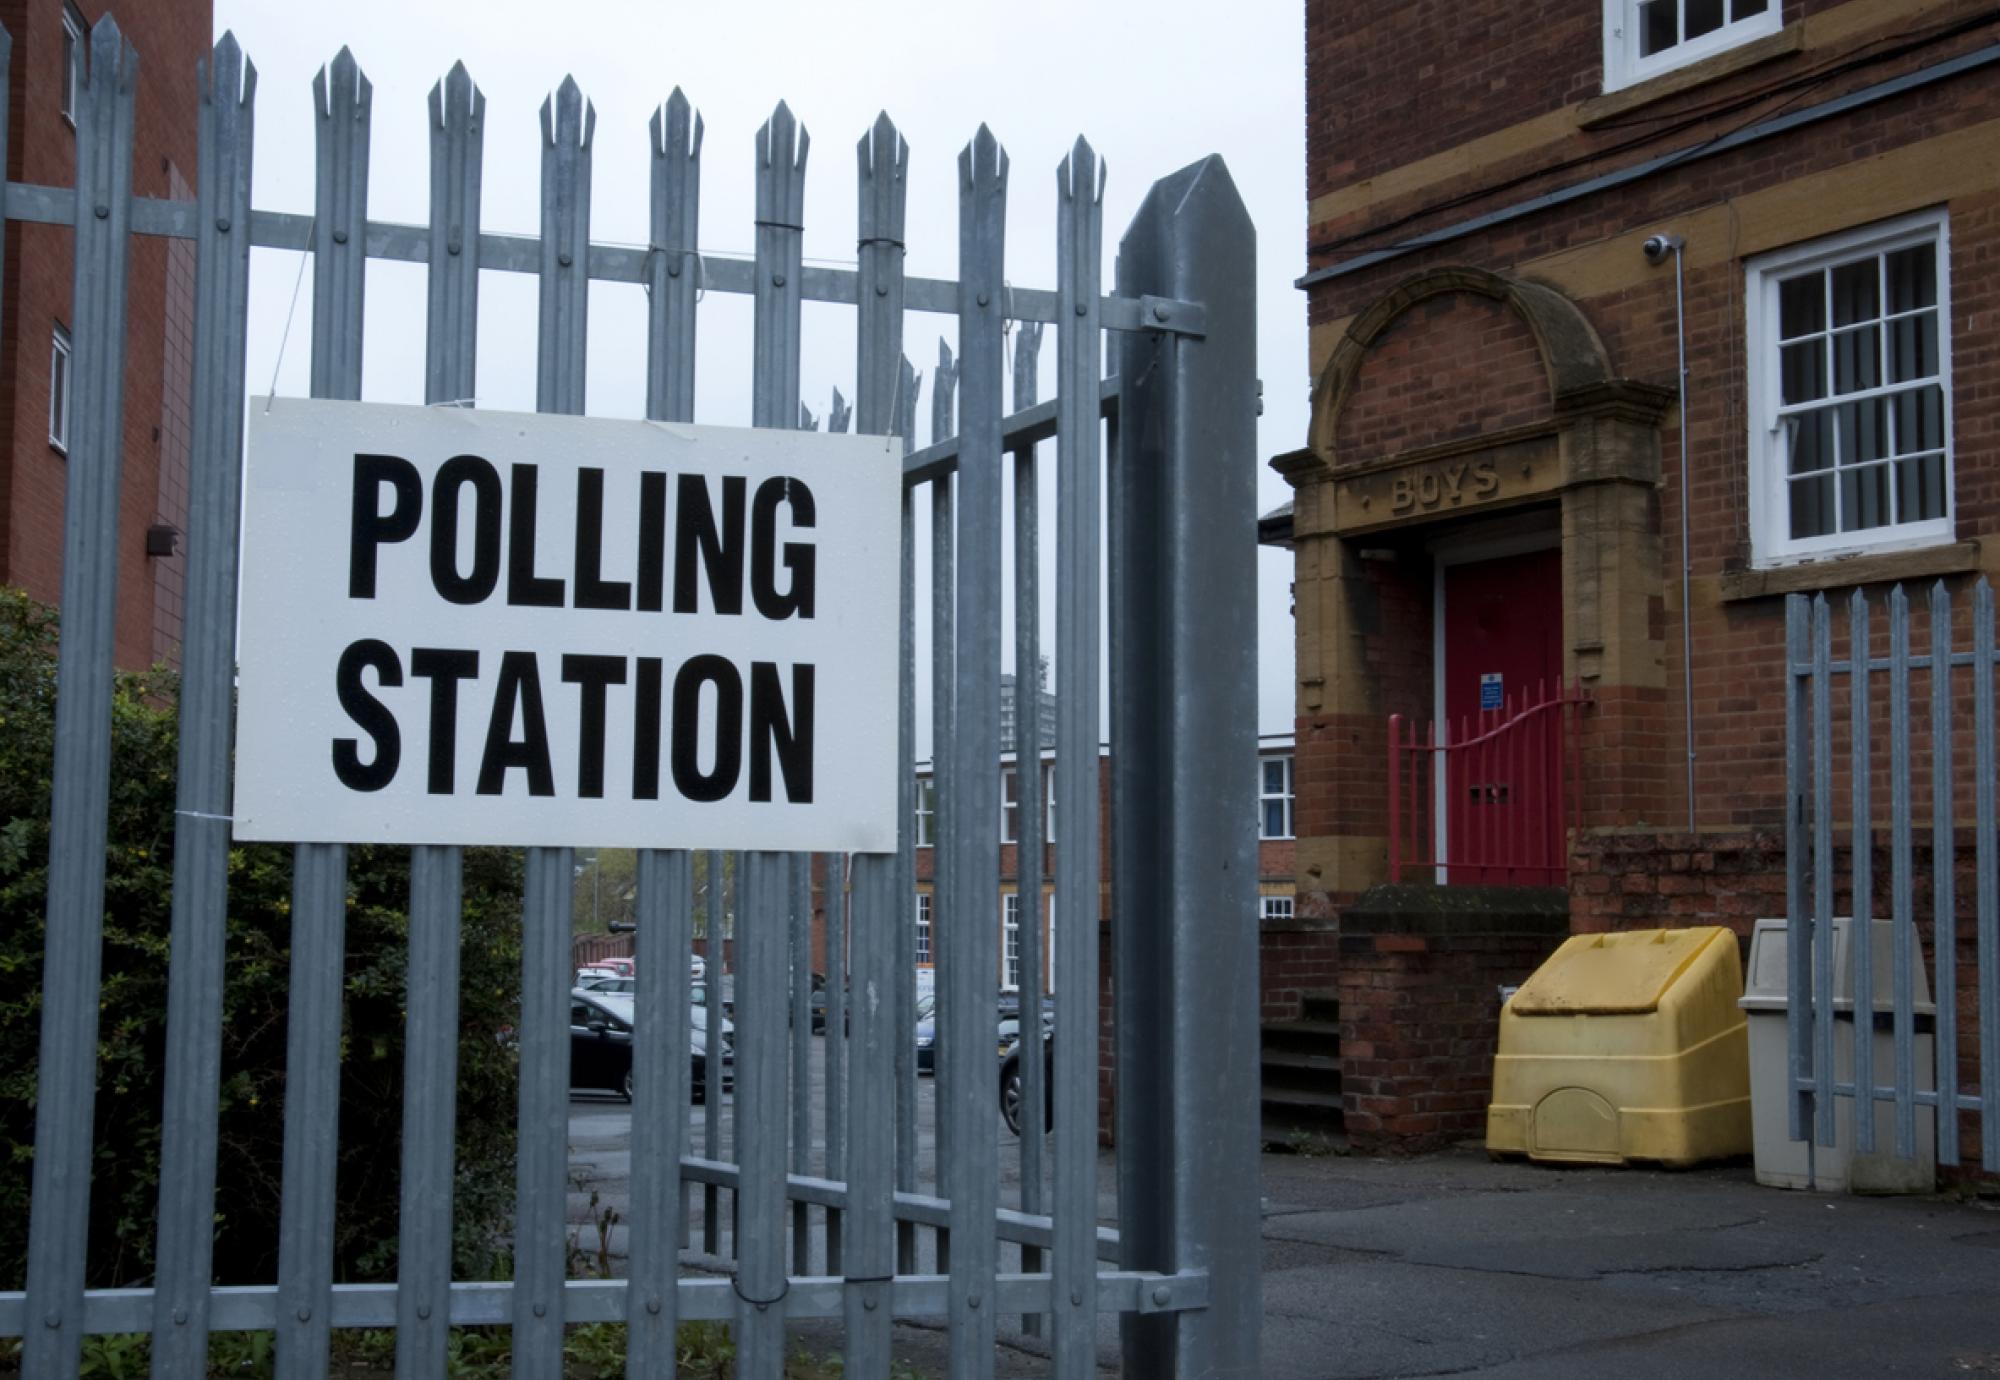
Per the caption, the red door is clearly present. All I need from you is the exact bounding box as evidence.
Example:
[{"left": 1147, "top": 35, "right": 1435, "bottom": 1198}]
[{"left": 1441, "top": 548, "right": 1562, "bottom": 883}]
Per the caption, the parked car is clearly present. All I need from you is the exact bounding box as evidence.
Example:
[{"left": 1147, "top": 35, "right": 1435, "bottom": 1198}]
[
  {"left": 998, "top": 1030, "right": 1055, "bottom": 1137},
  {"left": 915, "top": 993, "right": 1050, "bottom": 1076},
  {"left": 569, "top": 989, "right": 732, "bottom": 1103},
  {"left": 577, "top": 973, "right": 635, "bottom": 995}
]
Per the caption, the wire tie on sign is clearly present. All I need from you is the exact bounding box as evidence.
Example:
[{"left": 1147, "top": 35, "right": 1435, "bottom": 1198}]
[
  {"left": 428, "top": 398, "right": 477, "bottom": 409},
  {"left": 265, "top": 218, "right": 319, "bottom": 413},
  {"left": 175, "top": 809, "right": 233, "bottom": 823},
  {"left": 855, "top": 235, "right": 906, "bottom": 252},
  {"left": 752, "top": 219, "right": 805, "bottom": 233}
]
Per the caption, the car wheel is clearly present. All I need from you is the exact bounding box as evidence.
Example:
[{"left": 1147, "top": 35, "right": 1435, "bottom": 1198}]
[
  {"left": 1000, "top": 1059, "right": 1023, "bottom": 1137},
  {"left": 621, "top": 1068, "right": 634, "bottom": 1103}
]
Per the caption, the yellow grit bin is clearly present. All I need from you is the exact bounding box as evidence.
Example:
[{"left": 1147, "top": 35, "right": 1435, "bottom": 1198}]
[{"left": 1487, "top": 927, "right": 1752, "bottom": 1168}]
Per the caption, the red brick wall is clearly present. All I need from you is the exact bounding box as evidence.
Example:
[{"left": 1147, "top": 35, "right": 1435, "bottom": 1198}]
[
  {"left": 1260, "top": 920, "right": 1339, "bottom": 1022},
  {"left": 0, "top": 0, "right": 211, "bottom": 671},
  {"left": 1332, "top": 291, "right": 1550, "bottom": 464},
  {"left": 1337, "top": 915, "right": 1567, "bottom": 1153}
]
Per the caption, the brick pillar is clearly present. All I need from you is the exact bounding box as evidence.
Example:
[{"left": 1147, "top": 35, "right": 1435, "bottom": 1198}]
[{"left": 1336, "top": 883, "right": 1570, "bottom": 1153}]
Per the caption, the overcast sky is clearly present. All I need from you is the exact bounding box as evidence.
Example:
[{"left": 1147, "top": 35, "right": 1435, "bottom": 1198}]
[{"left": 211, "top": 0, "right": 1306, "bottom": 746}]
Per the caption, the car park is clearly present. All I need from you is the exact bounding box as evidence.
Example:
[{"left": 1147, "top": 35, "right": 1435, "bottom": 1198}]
[{"left": 569, "top": 989, "right": 732, "bottom": 1103}]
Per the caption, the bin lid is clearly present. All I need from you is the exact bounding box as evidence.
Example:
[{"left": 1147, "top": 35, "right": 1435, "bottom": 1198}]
[
  {"left": 1738, "top": 917, "right": 1935, "bottom": 1016},
  {"left": 1510, "top": 928, "right": 1725, "bottom": 1016}
]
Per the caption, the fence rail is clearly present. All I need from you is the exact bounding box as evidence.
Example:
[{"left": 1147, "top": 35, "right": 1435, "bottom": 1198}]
[
  {"left": 1786, "top": 582, "right": 1999, "bottom": 1175},
  {"left": 7, "top": 19, "right": 1261, "bottom": 1380}
]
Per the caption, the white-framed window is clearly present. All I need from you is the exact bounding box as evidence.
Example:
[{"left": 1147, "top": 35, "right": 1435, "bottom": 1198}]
[
  {"left": 1259, "top": 755, "right": 1294, "bottom": 840},
  {"left": 914, "top": 774, "right": 936, "bottom": 848},
  {"left": 1001, "top": 765, "right": 1056, "bottom": 845},
  {"left": 1002, "top": 893, "right": 1022, "bottom": 992},
  {"left": 1261, "top": 894, "right": 1295, "bottom": 923},
  {"left": 1747, "top": 210, "right": 1952, "bottom": 567},
  {"left": 915, "top": 891, "right": 933, "bottom": 966},
  {"left": 1045, "top": 898, "right": 1055, "bottom": 994},
  {"left": 49, "top": 326, "right": 72, "bottom": 453},
  {"left": 1602, "top": 0, "right": 1779, "bottom": 93},
  {"left": 61, "top": 4, "right": 87, "bottom": 125}
]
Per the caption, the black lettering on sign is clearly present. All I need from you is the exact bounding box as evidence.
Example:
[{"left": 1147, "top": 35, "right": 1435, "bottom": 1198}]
[
  {"left": 572, "top": 468, "right": 633, "bottom": 611},
  {"left": 751, "top": 477, "right": 816, "bottom": 620},
  {"left": 409, "top": 647, "right": 479, "bottom": 793},
  {"left": 671, "top": 655, "right": 743, "bottom": 802},
  {"left": 348, "top": 454, "right": 422, "bottom": 599},
  {"left": 636, "top": 472, "right": 668, "bottom": 613},
  {"left": 749, "top": 660, "right": 814, "bottom": 803},
  {"left": 632, "top": 657, "right": 663, "bottom": 800},
  {"left": 332, "top": 638, "right": 403, "bottom": 791},
  {"left": 430, "top": 456, "right": 503, "bottom": 605},
  {"left": 477, "top": 650, "right": 555, "bottom": 796},
  {"left": 675, "top": 474, "right": 747, "bottom": 615},
  {"left": 561, "top": 653, "right": 628, "bottom": 798},
  {"left": 507, "top": 464, "right": 566, "bottom": 607}
]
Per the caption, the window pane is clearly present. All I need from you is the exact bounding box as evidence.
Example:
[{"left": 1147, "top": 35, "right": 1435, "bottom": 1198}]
[
  {"left": 1262, "top": 760, "right": 1284, "bottom": 794},
  {"left": 1895, "top": 453, "right": 1947, "bottom": 524},
  {"left": 1787, "top": 409, "right": 1833, "bottom": 474},
  {"left": 1778, "top": 273, "right": 1824, "bottom": 338},
  {"left": 1840, "top": 464, "right": 1892, "bottom": 532},
  {"left": 1886, "top": 243, "right": 1936, "bottom": 313},
  {"left": 1640, "top": 0, "right": 1677, "bottom": 55},
  {"left": 1832, "top": 326, "right": 1879, "bottom": 395},
  {"left": 1888, "top": 312, "right": 1937, "bottom": 384},
  {"left": 1789, "top": 473, "right": 1834, "bottom": 540},
  {"left": 1685, "top": 0, "right": 1725, "bottom": 40},
  {"left": 1831, "top": 259, "right": 1879, "bottom": 327},
  {"left": 1781, "top": 340, "right": 1825, "bottom": 404},
  {"left": 1732, "top": 0, "right": 1768, "bottom": 15},
  {"left": 1893, "top": 385, "right": 1945, "bottom": 455},
  {"left": 1262, "top": 799, "right": 1285, "bottom": 838},
  {"left": 1836, "top": 399, "right": 1888, "bottom": 466}
]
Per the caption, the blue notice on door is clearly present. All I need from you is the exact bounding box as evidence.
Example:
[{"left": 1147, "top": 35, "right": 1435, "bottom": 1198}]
[{"left": 1479, "top": 672, "right": 1503, "bottom": 711}]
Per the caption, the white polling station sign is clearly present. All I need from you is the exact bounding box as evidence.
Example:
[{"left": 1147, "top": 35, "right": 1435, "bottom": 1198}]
[{"left": 233, "top": 398, "right": 900, "bottom": 852}]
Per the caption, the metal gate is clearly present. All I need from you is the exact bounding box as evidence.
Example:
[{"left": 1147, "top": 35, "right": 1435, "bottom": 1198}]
[
  {"left": 2, "top": 20, "right": 1261, "bottom": 1380},
  {"left": 1786, "top": 584, "right": 1999, "bottom": 1177}
]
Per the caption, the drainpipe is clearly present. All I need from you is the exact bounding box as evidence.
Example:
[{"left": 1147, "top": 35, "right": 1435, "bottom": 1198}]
[{"left": 1644, "top": 232, "right": 1695, "bottom": 833}]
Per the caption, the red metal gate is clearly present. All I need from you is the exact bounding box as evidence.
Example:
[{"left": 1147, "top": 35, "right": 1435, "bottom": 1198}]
[{"left": 1387, "top": 681, "right": 1588, "bottom": 885}]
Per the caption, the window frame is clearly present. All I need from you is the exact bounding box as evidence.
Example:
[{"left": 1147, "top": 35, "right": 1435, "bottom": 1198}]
[
  {"left": 61, "top": 4, "right": 86, "bottom": 126},
  {"left": 914, "top": 890, "right": 933, "bottom": 967},
  {"left": 1601, "top": 0, "right": 1781, "bottom": 94},
  {"left": 49, "top": 325, "right": 73, "bottom": 453},
  {"left": 914, "top": 773, "right": 936, "bottom": 848},
  {"left": 1001, "top": 763, "right": 1057, "bottom": 846},
  {"left": 1259, "top": 753, "right": 1294, "bottom": 840},
  {"left": 1001, "top": 892, "right": 1022, "bottom": 993},
  {"left": 1260, "top": 894, "right": 1295, "bottom": 923},
  {"left": 1745, "top": 209, "right": 1954, "bottom": 568}
]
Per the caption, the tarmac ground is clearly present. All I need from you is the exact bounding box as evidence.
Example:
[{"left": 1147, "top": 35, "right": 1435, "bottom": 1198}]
[{"left": 566, "top": 1039, "right": 2000, "bottom": 1378}]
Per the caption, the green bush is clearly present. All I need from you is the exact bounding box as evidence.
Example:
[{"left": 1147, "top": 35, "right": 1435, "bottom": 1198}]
[{"left": 0, "top": 587, "right": 523, "bottom": 1290}]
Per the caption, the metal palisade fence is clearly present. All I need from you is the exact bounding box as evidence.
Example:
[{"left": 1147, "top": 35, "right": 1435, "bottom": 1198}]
[
  {"left": 1786, "top": 582, "right": 2000, "bottom": 1177},
  {"left": 3, "top": 21, "right": 1263, "bottom": 1380}
]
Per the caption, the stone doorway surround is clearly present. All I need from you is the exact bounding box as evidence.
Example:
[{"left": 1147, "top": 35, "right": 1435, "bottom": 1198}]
[{"left": 1277, "top": 265, "right": 1676, "bottom": 907}]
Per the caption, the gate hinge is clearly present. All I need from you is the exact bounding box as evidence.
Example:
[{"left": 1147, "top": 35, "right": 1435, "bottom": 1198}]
[{"left": 1137, "top": 295, "right": 1208, "bottom": 338}]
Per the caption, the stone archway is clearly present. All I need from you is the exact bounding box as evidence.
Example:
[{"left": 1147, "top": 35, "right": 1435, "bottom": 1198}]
[{"left": 1277, "top": 265, "right": 1674, "bottom": 907}]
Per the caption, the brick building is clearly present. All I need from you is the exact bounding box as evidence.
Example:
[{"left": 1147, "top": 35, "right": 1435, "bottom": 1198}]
[
  {"left": 2, "top": 0, "right": 211, "bottom": 669},
  {"left": 1273, "top": 0, "right": 2000, "bottom": 1151}
]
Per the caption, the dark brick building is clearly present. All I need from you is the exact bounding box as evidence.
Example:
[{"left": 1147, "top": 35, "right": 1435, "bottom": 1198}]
[
  {"left": 2, "top": 0, "right": 211, "bottom": 669},
  {"left": 1275, "top": 0, "right": 2000, "bottom": 1151}
]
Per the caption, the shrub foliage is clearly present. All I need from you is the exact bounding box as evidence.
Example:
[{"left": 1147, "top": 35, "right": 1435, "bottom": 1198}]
[{"left": 0, "top": 587, "right": 523, "bottom": 1290}]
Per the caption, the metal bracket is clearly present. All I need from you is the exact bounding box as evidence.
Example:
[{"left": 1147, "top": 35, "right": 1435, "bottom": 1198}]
[
  {"left": 1137, "top": 294, "right": 1207, "bottom": 338},
  {"left": 1134, "top": 1269, "right": 1210, "bottom": 1314}
]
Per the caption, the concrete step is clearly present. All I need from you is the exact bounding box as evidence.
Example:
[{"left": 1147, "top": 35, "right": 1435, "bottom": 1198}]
[
  {"left": 1261, "top": 1047, "right": 1341, "bottom": 1075},
  {"left": 1261, "top": 1018, "right": 1342, "bottom": 1045}
]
